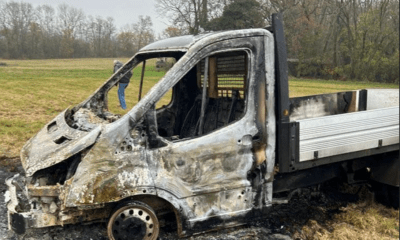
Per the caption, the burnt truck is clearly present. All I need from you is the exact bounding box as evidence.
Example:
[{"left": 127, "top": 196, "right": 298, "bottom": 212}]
[{"left": 6, "top": 14, "right": 399, "bottom": 240}]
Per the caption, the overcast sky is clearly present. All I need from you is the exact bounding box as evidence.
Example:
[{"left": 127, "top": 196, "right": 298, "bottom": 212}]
[{"left": 21, "top": 0, "right": 168, "bottom": 34}]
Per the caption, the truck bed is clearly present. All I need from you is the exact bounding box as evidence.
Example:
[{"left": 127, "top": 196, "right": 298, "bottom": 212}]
[
  {"left": 298, "top": 106, "right": 399, "bottom": 162},
  {"left": 289, "top": 89, "right": 399, "bottom": 163}
]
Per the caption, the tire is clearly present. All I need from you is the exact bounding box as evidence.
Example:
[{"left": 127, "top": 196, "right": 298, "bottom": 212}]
[{"left": 107, "top": 201, "right": 160, "bottom": 240}]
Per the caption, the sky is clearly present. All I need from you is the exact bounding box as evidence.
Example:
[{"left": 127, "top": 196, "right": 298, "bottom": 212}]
[{"left": 20, "top": 0, "right": 168, "bottom": 35}]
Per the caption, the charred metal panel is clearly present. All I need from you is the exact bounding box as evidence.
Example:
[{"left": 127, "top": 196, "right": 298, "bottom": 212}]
[
  {"left": 358, "top": 89, "right": 368, "bottom": 111},
  {"left": 143, "top": 35, "right": 272, "bottom": 232},
  {"left": 272, "top": 13, "right": 291, "bottom": 175},
  {"left": 28, "top": 185, "right": 61, "bottom": 197},
  {"left": 263, "top": 33, "right": 276, "bottom": 206},
  {"left": 289, "top": 92, "right": 354, "bottom": 121},
  {"left": 65, "top": 125, "right": 154, "bottom": 206},
  {"left": 273, "top": 163, "right": 343, "bottom": 193},
  {"left": 148, "top": 124, "right": 257, "bottom": 227},
  {"left": 272, "top": 13, "right": 289, "bottom": 123},
  {"left": 219, "top": 188, "right": 252, "bottom": 214},
  {"left": 21, "top": 109, "right": 101, "bottom": 177}
]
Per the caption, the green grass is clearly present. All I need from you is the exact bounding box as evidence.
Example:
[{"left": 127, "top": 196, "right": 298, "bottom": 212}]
[
  {"left": 0, "top": 58, "right": 171, "bottom": 157},
  {"left": 0, "top": 58, "right": 397, "bottom": 158},
  {"left": 289, "top": 77, "right": 398, "bottom": 97}
]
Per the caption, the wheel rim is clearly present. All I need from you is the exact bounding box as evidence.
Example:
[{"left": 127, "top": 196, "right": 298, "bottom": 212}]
[{"left": 108, "top": 204, "right": 159, "bottom": 240}]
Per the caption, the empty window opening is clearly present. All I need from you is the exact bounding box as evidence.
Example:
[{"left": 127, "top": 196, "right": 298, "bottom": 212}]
[{"left": 154, "top": 50, "right": 249, "bottom": 142}]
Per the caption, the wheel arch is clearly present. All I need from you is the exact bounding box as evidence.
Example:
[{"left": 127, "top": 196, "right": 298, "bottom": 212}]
[{"left": 110, "top": 191, "right": 193, "bottom": 237}]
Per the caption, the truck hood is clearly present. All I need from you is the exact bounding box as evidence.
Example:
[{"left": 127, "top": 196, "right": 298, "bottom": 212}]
[{"left": 21, "top": 109, "right": 101, "bottom": 177}]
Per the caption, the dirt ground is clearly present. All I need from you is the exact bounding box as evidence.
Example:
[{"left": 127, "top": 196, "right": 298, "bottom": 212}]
[{"left": 0, "top": 159, "right": 391, "bottom": 240}]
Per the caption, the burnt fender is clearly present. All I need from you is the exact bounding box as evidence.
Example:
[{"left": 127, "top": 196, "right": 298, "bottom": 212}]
[
  {"left": 64, "top": 118, "right": 154, "bottom": 207},
  {"left": 64, "top": 147, "right": 154, "bottom": 206}
]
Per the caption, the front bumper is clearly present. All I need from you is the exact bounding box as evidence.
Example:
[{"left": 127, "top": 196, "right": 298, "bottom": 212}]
[
  {"left": 5, "top": 174, "right": 58, "bottom": 234},
  {"left": 7, "top": 211, "right": 58, "bottom": 234},
  {"left": 6, "top": 174, "right": 112, "bottom": 235}
]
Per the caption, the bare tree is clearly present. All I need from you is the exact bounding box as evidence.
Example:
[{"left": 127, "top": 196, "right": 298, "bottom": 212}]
[
  {"left": 155, "top": 0, "right": 228, "bottom": 34},
  {"left": 36, "top": 5, "right": 56, "bottom": 34},
  {"left": 116, "top": 16, "right": 155, "bottom": 55},
  {"left": 35, "top": 4, "right": 59, "bottom": 58},
  {"left": 57, "top": 4, "right": 85, "bottom": 38},
  {"left": 117, "top": 25, "right": 136, "bottom": 57},
  {"left": 160, "top": 26, "right": 186, "bottom": 39},
  {"left": 0, "top": 1, "right": 35, "bottom": 58},
  {"left": 134, "top": 15, "right": 154, "bottom": 51}
]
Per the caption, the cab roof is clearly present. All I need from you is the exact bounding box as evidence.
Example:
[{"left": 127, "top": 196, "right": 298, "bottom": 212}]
[{"left": 139, "top": 29, "right": 270, "bottom": 53}]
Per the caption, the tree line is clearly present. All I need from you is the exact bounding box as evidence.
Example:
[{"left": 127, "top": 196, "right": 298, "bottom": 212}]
[
  {"left": 1, "top": 0, "right": 398, "bottom": 82},
  {"left": 158, "top": 0, "right": 399, "bottom": 83},
  {"left": 0, "top": 1, "right": 154, "bottom": 59}
]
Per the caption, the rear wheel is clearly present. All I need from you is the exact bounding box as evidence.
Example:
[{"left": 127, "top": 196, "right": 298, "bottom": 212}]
[{"left": 107, "top": 201, "right": 160, "bottom": 240}]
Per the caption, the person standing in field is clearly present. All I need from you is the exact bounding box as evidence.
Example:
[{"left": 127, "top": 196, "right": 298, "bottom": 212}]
[{"left": 113, "top": 60, "right": 132, "bottom": 110}]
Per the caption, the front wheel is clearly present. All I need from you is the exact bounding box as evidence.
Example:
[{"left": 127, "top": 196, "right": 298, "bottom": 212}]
[{"left": 107, "top": 201, "right": 160, "bottom": 240}]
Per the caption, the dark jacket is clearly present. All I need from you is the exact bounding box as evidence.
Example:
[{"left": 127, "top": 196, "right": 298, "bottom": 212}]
[{"left": 114, "top": 62, "right": 132, "bottom": 84}]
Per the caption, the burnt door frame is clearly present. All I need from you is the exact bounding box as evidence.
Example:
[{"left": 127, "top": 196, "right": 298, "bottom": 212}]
[{"left": 146, "top": 36, "right": 268, "bottom": 224}]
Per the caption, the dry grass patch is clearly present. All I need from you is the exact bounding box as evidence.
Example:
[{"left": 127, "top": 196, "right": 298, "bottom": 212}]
[
  {"left": 294, "top": 201, "right": 399, "bottom": 240},
  {"left": 291, "top": 184, "right": 399, "bottom": 240}
]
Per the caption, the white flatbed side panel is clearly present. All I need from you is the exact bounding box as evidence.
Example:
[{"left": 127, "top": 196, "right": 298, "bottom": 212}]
[
  {"left": 298, "top": 106, "right": 399, "bottom": 162},
  {"left": 366, "top": 89, "right": 399, "bottom": 110}
]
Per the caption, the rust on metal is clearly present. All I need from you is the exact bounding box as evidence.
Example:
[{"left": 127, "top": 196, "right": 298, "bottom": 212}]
[{"left": 28, "top": 185, "right": 61, "bottom": 197}]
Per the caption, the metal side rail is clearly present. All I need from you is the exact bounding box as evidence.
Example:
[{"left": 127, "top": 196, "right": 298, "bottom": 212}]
[{"left": 298, "top": 106, "right": 399, "bottom": 162}]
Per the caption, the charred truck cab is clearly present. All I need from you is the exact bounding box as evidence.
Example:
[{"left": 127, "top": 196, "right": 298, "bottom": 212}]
[{"left": 6, "top": 14, "right": 399, "bottom": 240}]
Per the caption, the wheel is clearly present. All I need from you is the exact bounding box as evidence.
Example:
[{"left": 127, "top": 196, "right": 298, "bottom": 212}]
[{"left": 107, "top": 201, "right": 160, "bottom": 240}]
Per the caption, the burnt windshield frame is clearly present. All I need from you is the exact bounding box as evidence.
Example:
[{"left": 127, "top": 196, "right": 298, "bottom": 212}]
[{"left": 71, "top": 51, "right": 185, "bottom": 116}]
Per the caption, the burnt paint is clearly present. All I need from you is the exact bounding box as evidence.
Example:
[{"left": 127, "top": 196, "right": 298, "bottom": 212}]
[
  {"left": 289, "top": 92, "right": 354, "bottom": 121},
  {"left": 61, "top": 34, "right": 274, "bottom": 236}
]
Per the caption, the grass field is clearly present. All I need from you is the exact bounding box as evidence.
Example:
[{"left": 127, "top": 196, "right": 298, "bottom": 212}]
[
  {"left": 0, "top": 58, "right": 171, "bottom": 158},
  {"left": 0, "top": 58, "right": 398, "bottom": 239},
  {"left": 0, "top": 58, "right": 397, "bottom": 158}
]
